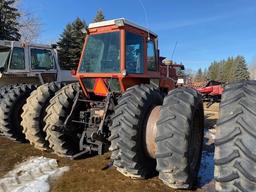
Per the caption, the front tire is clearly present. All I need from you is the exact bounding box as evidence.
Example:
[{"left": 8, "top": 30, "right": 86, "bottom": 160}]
[
  {"left": 156, "top": 88, "right": 204, "bottom": 189},
  {"left": 215, "top": 81, "right": 256, "bottom": 192}
]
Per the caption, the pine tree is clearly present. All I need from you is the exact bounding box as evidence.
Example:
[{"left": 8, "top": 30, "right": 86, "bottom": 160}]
[
  {"left": 203, "top": 68, "right": 208, "bottom": 81},
  {"left": 0, "top": 0, "right": 21, "bottom": 40},
  {"left": 233, "top": 56, "right": 250, "bottom": 81},
  {"left": 207, "top": 61, "right": 219, "bottom": 80},
  {"left": 57, "top": 17, "right": 87, "bottom": 69},
  {"left": 207, "top": 56, "right": 250, "bottom": 83},
  {"left": 224, "top": 58, "right": 234, "bottom": 82},
  {"left": 195, "top": 68, "right": 203, "bottom": 81},
  {"left": 94, "top": 10, "right": 105, "bottom": 22}
]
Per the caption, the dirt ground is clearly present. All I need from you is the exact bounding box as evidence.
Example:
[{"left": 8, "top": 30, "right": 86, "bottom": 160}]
[{"left": 0, "top": 103, "right": 219, "bottom": 192}]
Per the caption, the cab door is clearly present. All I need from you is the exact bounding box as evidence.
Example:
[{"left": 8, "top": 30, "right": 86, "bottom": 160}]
[{"left": 29, "top": 47, "right": 58, "bottom": 82}]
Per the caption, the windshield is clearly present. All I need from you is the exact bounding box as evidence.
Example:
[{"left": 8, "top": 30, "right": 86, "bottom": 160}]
[
  {"left": 79, "top": 32, "right": 120, "bottom": 73},
  {"left": 0, "top": 48, "right": 10, "bottom": 69}
]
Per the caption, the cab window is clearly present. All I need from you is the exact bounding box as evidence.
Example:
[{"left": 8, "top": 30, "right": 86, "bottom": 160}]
[
  {"left": 31, "top": 49, "right": 55, "bottom": 70},
  {"left": 147, "top": 41, "right": 157, "bottom": 71},
  {"left": 10, "top": 47, "right": 25, "bottom": 70},
  {"left": 126, "top": 32, "right": 144, "bottom": 74}
]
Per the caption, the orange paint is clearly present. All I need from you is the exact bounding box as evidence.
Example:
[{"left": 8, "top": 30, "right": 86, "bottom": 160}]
[
  {"left": 93, "top": 78, "right": 109, "bottom": 96},
  {"left": 75, "top": 20, "right": 184, "bottom": 95}
]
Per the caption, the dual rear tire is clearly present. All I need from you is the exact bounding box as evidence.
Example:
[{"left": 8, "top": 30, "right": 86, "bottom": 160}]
[
  {"left": 21, "top": 82, "right": 65, "bottom": 150},
  {"left": 0, "top": 84, "right": 37, "bottom": 141},
  {"left": 110, "top": 85, "right": 204, "bottom": 189},
  {"left": 0, "top": 82, "right": 82, "bottom": 157}
]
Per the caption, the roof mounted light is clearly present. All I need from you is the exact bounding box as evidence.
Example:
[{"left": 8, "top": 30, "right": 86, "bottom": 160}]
[
  {"left": 163, "top": 59, "right": 173, "bottom": 66},
  {"left": 114, "top": 19, "right": 125, "bottom": 27}
]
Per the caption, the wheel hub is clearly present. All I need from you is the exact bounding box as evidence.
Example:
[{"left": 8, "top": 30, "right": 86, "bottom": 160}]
[{"left": 145, "top": 105, "right": 161, "bottom": 159}]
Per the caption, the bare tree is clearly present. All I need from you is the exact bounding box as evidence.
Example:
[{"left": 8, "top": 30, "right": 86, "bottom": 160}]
[
  {"left": 18, "top": 12, "right": 41, "bottom": 43},
  {"left": 15, "top": 0, "right": 41, "bottom": 43}
]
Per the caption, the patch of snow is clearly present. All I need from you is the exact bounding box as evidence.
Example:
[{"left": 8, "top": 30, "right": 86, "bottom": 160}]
[
  {"left": 198, "top": 151, "right": 214, "bottom": 187},
  {"left": 0, "top": 156, "right": 69, "bottom": 192}
]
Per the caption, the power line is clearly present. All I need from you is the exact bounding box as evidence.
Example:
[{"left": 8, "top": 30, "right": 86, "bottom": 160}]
[{"left": 171, "top": 41, "right": 178, "bottom": 61}]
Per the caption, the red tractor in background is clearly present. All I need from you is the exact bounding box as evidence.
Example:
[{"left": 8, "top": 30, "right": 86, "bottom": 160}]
[
  {"left": 196, "top": 80, "right": 224, "bottom": 107},
  {"left": 0, "top": 18, "right": 204, "bottom": 190}
]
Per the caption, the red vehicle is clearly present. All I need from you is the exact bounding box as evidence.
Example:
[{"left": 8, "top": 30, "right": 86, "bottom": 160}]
[{"left": 196, "top": 80, "right": 224, "bottom": 107}]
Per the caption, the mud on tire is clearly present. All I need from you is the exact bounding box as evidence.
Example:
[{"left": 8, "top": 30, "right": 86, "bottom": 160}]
[
  {"left": 156, "top": 88, "right": 204, "bottom": 189},
  {"left": 0, "top": 84, "right": 37, "bottom": 141},
  {"left": 44, "top": 83, "right": 82, "bottom": 157},
  {"left": 21, "top": 82, "right": 65, "bottom": 151},
  {"left": 215, "top": 80, "right": 256, "bottom": 192},
  {"left": 110, "top": 84, "right": 163, "bottom": 178}
]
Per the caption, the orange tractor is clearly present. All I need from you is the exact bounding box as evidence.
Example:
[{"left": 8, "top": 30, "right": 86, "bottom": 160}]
[{"left": 20, "top": 18, "right": 204, "bottom": 189}]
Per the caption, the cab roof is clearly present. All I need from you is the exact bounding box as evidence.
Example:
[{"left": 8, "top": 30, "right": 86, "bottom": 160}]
[
  {"left": 0, "top": 40, "right": 54, "bottom": 49},
  {"left": 88, "top": 18, "right": 157, "bottom": 37}
]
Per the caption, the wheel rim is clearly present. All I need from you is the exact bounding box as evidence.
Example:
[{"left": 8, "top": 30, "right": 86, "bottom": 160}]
[{"left": 144, "top": 105, "right": 161, "bottom": 159}]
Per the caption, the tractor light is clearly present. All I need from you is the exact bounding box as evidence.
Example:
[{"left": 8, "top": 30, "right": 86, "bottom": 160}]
[
  {"left": 122, "top": 70, "right": 127, "bottom": 77},
  {"left": 115, "top": 19, "right": 125, "bottom": 27}
]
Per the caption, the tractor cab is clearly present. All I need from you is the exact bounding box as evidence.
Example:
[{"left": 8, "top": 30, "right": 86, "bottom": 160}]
[
  {"left": 76, "top": 18, "right": 184, "bottom": 96},
  {"left": 0, "top": 40, "right": 58, "bottom": 86},
  {"left": 0, "top": 40, "right": 74, "bottom": 86},
  {"left": 0, "top": 41, "right": 57, "bottom": 75}
]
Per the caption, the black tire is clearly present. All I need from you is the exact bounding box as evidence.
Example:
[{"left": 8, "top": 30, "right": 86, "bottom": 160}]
[
  {"left": 43, "top": 83, "right": 82, "bottom": 157},
  {"left": 0, "top": 85, "right": 19, "bottom": 135},
  {"left": 156, "top": 88, "right": 204, "bottom": 189},
  {"left": 0, "top": 85, "right": 22, "bottom": 135},
  {"left": 0, "top": 84, "right": 37, "bottom": 141},
  {"left": 0, "top": 84, "right": 22, "bottom": 99},
  {"left": 0, "top": 85, "right": 10, "bottom": 97},
  {"left": 215, "top": 80, "right": 256, "bottom": 192},
  {"left": 21, "top": 82, "right": 65, "bottom": 150},
  {"left": 110, "top": 84, "right": 163, "bottom": 178}
]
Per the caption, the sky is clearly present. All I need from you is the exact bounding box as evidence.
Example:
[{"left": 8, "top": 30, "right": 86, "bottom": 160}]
[{"left": 20, "top": 0, "right": 256, "bottom": 71}]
